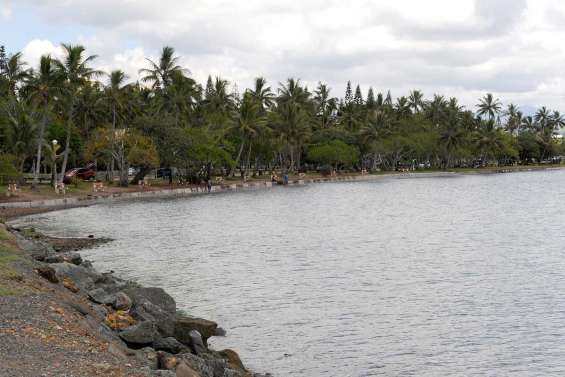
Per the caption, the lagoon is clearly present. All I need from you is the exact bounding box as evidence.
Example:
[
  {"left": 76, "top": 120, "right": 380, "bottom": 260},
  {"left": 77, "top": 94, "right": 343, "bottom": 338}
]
[{"left": 17, "top": 170, "right": 565, "bottom": 376}]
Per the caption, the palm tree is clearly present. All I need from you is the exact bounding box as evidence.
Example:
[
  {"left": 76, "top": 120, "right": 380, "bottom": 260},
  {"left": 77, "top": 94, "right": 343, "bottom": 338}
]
[
  {"left": 272, "top": 101, "right": 311, "bottom": 171},
  {"left": 278, "top": 78, "right": 310, "bottom": 107},
  {"left": 408, "top": 90, "right": 424, "bottom": 113},
  {"left": 476, "top": 93, "right": 502, "bottom": 121},
  {"left": 27, "top": 55, "right": 63, "bottom": 190},
  {"left": 313, "top": 82, "right": 337, "bottom": 129},
  {"left": 54, "top": 44, "right": 102, "bottom": 184},
  {"left": 249, "top": 77, "right": 275, "bottom": 111},
  {"left": 503, "top": 104, "right": 521, "bottom": 135},
  {"left": 4, "top": 52, "right": 29, "bottom": 95},
  {"left": 550, "top": 111, "right": 565, "bottom": 130},
  {"left": 439, "top": 119, "right": 466, "bottom": 168},
  {"left": 139, "top": 46, "right": 185, "bottom": 90},
  {"left": 535, "top": 106, "right": 551, "bottom": 131},
  {"left": 425, "top": 94, "right": 448, "bottom": 125},
  {"left": 520, "top": 116, "right": 535, "bottom": 132},
  {"left": 394, "top": 96, "right": 411, "bottom": 118},
  {"left": 230, "top": 93, "right": 267, "bottom": 177}
]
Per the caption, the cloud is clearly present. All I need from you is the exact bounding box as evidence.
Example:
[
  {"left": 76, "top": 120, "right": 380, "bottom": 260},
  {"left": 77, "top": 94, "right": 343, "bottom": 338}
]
[
  {"left": 21, "top": 39, "right": 64, "bottom": 68},
  {"left": 9, "top": 0, "right": 565, "bottom": 110},
  {"left": 0, "top": 0, "right": 12, "bottom": 19}
]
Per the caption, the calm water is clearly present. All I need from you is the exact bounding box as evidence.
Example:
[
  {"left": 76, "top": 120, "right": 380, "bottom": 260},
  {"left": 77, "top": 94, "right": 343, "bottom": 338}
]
[{"left": 15, "top": 170, "right": 565, "bottom": 376}]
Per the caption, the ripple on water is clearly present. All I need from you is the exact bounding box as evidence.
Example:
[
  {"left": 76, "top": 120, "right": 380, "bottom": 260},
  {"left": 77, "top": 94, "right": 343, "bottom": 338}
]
[{"left": 15, "top": 170, "right": 565, "bottom": 377}]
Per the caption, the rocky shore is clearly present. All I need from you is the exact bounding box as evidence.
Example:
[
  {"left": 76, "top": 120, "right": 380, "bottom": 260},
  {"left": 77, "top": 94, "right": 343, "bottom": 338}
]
[{"left": 0, "top": 225, "right": 270, "bottom": 377}]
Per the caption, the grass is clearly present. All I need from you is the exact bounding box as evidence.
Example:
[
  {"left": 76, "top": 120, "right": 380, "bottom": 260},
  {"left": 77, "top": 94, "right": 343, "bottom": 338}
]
[
  {"left": 0, "top": 286, "right": 20, "bottom": 296},
  {"left": 0, "top": 227, "right": 25, "bottom": 297}
]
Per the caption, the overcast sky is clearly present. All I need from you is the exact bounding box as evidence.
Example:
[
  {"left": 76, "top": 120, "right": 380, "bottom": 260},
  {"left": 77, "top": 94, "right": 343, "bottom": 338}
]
[{"left": 1, "top": 0, "right": 564, "bottom": 112}]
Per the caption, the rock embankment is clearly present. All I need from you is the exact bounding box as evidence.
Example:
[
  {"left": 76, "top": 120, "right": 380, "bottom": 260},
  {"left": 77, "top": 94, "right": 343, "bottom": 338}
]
[{"left": 4, "top": 225, "right": 270, "bottom": 377}]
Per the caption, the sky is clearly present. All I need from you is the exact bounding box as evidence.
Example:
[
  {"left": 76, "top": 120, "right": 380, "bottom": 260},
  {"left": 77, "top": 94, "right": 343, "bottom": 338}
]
[{"left": 1, "top": 0, "right": 565, "bottom": 112}]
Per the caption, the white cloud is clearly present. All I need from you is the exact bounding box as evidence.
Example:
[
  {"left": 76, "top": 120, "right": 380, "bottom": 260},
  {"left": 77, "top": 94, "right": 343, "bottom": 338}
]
[
  {"left": 21, "top": 39, "right": 64, "bottom": 68},
  {"left": 11, "top": 0, "right": 565, "bottom": 111}
]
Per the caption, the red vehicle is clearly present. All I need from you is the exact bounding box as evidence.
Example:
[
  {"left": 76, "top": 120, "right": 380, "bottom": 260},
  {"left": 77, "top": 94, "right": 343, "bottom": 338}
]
[{"left": 64, "top": 163, "right": 96, "bottom": 183}]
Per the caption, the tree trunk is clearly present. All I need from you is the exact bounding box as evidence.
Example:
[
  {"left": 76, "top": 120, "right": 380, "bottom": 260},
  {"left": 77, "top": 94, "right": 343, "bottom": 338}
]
[
  {"left": 229, "top": 139, "right": 245, "bottom": 177},
  {"left": 32, "top": 101, "right": 48, "bottom": 191},
  {"left": 111, "top": 104, "right": 116, "bottom": 179},
  {"left": 119, "top": 155, "right": 129, "bottom": 187},
  {"left": 243, "top": 142, "right": 252, "bottom": 178},
  {"left": 59, "top": 103, "right": 74, "bottom": 184}
]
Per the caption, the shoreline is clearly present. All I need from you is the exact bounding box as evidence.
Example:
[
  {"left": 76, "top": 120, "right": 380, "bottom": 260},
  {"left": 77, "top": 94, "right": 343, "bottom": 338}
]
[
  {"left": 1, "top": 224, "right": 270, "bottom": 377},
  {"left": 2, "top": 165, "right": 563, "bottom": 376},
  {"left": 2, "top": 165, "right": 564, "bottom": 220}
]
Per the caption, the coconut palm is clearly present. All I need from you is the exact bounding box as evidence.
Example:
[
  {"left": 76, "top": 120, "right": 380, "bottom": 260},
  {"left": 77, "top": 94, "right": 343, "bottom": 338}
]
[
  {"left": 503, "top": 104, "right": 521, "bottom": 135},
  {"left": 408, "top": 90, "right": 424, "bottom": 113},
  {"left": 476, "top": 93, "right": 502, "bottom": 121},
  {"left": 4, "top": 52, "right": 29, "bottom": 95},
  {"left": 230, "top": 93, "right": 268, "bottom": 177},
  {"left": 394, "top": 96, "right": 411, "bottom": 118},
  {"left": 139, "top": 46, "right": 186, "bottom": 90},
  {"left": 425, "top": 94, "right": 448, "bottom": 125},
  {"left": 27, "top": 55, "right": 63, "bottom": 190},
  {"left": 278, "top": 78, "right": 310, "bottom": 107},
  {"left": 535, "top": 106, "right": 551, "bottom": 131},
  {"left": 249, "top": 77, "right": 275, "bottom": 111},
  {"left": 550, "top": 111, "right": 565, "bottom": 130},
  {"left": 54, "top": 44, "right": 102, "bottom": 183},
  {"left": 272, "top": 101, "right": 311, "bottom": 171},
  {"left": 313, "top": 82, "right": 337, "bottom": 129}
]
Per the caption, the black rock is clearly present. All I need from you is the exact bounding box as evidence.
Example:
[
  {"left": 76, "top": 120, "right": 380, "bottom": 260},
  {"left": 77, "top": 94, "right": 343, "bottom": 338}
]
[
  {"left": 153, "top": 337, "right": 189, "bottom": 354},
  {"left": 113, "top": 292, "right": 133, "bottom": 311},
  {"left": 174, "top": 315, "right": 218, "bottom": 346},
  {"left": 36, "top": 266, "right": 59, "bottom": 283},
  {"left": 187, "top": 330, "right": 207, "bottom": 355},
  {"left": 87, "top": 287, "right": 116, "bottom": 305},
  {"left": 125, "top": 287, "right": 176, "bottom": 314},
  {"left": 119, "top": 321, "right": 158, "bottom": 346},
  {"left": 51, "top": 262, "right": 101, "bottom": 291},
  {"left": 133, "top": 301, "right": 175, "bottom": 338}
]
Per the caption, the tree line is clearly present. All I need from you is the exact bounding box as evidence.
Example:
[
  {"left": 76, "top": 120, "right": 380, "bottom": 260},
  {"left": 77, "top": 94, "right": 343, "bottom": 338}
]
[{"left": 0, "top": 44, "right": 564, "bottom": 187}]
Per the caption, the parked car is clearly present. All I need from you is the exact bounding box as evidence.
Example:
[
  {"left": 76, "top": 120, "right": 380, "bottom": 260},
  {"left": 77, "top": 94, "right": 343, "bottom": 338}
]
[
  {"left": 128, "top": 167, "right": 139, "bottom": 176},
  {"left": 64, "top": 164, "right": 96, "bottom": 183}
]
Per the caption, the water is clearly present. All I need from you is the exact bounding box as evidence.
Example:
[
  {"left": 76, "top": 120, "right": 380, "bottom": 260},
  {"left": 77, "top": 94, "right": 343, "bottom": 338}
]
[{"left": 15, "top": 170, "right": 565, "bottom": 376}]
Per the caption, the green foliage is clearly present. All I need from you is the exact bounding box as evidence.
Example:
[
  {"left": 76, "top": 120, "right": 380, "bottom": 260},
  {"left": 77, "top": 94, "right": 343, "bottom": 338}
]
[
  {"left": 0, "top": 154, "right": 21, "bottom": 177},
  {"left": 0, "top": 43, "right": 564, "bottom": 178},
  {"left": 308, "top": 140, "right": 359, "bottom": 168}
]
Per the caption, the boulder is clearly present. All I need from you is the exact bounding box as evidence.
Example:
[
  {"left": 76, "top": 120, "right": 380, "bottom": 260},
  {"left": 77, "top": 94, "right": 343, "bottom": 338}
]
[
  {"left": 174, "top": 315, "right": 218, "bottom": 346},
  {"left": 63, "top": 253, "right": 83, "bottom": 265},
  {"left": 113, "top": 292, "right": 132, "bottom": 311},
  {"left": 179, "top": 353, "right": 234, "bottom": 377},
  {"left": 175, "top": 362, "right": 202, "bottom": 377},
  {"left": 35, "top": 266, "right": 59, "bottom": 283},
  {"left": 63, "top": 278, "right": 80, "bottom": 293},
  {"left": 125, "top": 287, "right": 176, "bottom": 314},
  {"left": 119, "top": 321, "right": 158, "bottom": 346},
  {"left": 187, "top": 330, "right": 206, "bottom": 355},
  {"left": 88, "top": 287, "right": 116, "bottom": 305},
  {"left": 218, "top": 349, "right": 246, "bottom": 374},
  {"left": 153, "top": 337, "right": 189, "bottom": 354},
  {"left": 135, "top": 346, "right": 158, "bottom": 369},
  {"left": 156, "top": 351, "right": 178, "bottom": 370},
  {"left": 51, "top": 262, "right": 100, "bottom": 291},
  {"left": 106, "top": 311, "right": 136, "bottom": 331},
  {"left": 133, "top": 301, "right": 175, "bottom": 337},
  {"left": 44, "top": 254, "right": 64, "bottom": 264}
]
